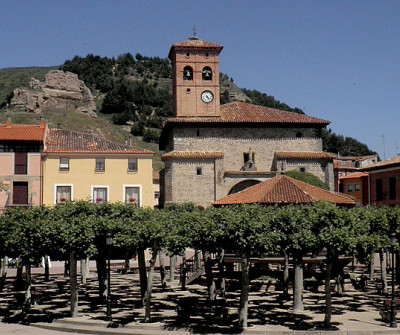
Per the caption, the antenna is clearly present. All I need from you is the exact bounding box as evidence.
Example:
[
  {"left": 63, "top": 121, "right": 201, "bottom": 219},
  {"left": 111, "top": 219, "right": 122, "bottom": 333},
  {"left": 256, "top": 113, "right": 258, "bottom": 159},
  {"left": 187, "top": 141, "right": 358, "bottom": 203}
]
[{"left": 380, "top": 135, "right": 386, "bottom": 160}]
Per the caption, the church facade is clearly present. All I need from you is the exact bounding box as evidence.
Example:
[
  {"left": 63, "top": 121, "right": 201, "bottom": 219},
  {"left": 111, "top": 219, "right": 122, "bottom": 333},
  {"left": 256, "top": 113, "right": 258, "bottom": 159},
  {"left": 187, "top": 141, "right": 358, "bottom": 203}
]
[{"left": 160, "top": 37, "right": 334, "bottom": 208}]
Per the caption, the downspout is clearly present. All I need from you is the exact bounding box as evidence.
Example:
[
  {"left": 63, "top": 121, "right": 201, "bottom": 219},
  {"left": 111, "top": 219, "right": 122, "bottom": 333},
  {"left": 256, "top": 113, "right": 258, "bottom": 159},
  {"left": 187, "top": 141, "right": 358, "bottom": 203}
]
[
  {"left": 368, "top": 172, "right": 371, "bottom": 206},
  {"left": 40, "top": 153, "right": 48, "bottom": 207}
]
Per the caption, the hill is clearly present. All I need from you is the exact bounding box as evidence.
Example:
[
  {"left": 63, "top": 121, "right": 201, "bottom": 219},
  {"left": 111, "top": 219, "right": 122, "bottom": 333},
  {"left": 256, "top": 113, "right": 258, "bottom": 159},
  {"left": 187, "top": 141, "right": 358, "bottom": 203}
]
[{"left": 0, "top": 53, "right": 378, "bottom": 170}]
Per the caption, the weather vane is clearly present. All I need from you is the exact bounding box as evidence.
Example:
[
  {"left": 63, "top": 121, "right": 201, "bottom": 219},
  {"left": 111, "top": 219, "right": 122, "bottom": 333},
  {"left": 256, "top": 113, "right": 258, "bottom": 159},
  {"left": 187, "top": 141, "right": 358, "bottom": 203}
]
[{"left": 192, "top": 26, "right": 197, "bottom": 37}]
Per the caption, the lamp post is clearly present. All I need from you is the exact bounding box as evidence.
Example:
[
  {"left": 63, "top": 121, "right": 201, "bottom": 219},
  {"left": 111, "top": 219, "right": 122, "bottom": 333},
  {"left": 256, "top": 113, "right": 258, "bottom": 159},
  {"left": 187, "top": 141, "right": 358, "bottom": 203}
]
[
  {"left": 390, "top": 230, "right": 397, "bottom": 328},
  {"left": 105, "top": 232, "right": 113, "bottom": 322}
]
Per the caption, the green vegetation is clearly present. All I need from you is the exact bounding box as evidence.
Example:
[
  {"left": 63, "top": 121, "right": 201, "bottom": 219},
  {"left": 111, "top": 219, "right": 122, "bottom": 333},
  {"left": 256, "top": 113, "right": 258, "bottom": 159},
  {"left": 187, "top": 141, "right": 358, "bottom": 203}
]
[
  {"left": 285, "top": 170, "right": 330, "bottom": 190},
  {"left": 1, "top": 202, "right": 399, "bottom": 327}
]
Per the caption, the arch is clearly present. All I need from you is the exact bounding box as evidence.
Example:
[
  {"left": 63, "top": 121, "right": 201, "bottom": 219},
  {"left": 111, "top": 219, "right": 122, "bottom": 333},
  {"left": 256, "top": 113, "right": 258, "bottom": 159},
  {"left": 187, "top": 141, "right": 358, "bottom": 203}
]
[
  {"left": 183, "top": 66, "right": 193, "bottom": 81},
  {"left": 228, "top": 180, "right": 261, "bottom": 195},
  {"left": 202, "top": 66, "right": 212, "bottom": 80}
]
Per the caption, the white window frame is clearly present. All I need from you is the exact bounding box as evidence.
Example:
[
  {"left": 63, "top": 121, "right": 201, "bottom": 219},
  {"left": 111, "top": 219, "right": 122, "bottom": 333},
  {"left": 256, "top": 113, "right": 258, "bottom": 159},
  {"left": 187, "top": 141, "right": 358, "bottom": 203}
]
[
  {"left": 347, "top": 184, "right": 354, "bottom": 192},
  {"left": 354, "top": 183, "right": 360, "bottom": 192},
  {"left": 54, "top": 184, "right": 73, "bottom": 204},
  {"left": 123, "top": 185, "right": 142, "bottom": 207},
  {"left": 91, "top": 185, "right": 109, "bottom": 204}
]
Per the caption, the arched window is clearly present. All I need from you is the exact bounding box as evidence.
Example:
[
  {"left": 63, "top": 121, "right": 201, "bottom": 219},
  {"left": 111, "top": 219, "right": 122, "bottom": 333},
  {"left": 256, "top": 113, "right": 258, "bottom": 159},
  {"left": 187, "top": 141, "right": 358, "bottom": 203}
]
[
  {"left": 183, "top": 66, "right": 193, "bottom": 81},
  {"left": 202, "top": 66, "right": 212, "bottom": 80}
]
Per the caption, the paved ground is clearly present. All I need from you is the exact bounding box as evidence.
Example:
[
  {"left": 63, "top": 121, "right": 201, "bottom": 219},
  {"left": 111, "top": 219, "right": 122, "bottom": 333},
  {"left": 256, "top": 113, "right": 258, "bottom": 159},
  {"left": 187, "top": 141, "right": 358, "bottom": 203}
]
[{"left": 1, "top": 260, "right": 400, "bottom": 334}]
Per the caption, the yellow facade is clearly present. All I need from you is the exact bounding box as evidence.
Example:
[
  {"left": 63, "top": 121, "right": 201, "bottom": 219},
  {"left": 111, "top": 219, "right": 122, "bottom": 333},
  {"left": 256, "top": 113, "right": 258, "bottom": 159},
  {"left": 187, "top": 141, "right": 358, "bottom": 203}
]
[{"left": 42, "top": 153, "right": 154, "bottom": 207}]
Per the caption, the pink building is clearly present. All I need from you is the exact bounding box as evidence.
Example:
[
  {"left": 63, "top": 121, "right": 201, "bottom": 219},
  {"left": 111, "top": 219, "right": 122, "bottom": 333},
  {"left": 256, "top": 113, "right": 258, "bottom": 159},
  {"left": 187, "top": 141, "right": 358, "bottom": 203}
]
[{"left": 0, "top": 119, "right": 47, "bottom": 211}]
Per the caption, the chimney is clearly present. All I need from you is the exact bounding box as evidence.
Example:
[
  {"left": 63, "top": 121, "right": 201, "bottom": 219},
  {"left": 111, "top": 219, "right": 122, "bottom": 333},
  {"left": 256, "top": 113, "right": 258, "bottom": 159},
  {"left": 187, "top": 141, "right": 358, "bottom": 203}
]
[
  {"left": 39, "top": 118, "right": 46, "bottom": 128},
  {"left": 5, "top": 117, "right": 11, "bottom": 128}
]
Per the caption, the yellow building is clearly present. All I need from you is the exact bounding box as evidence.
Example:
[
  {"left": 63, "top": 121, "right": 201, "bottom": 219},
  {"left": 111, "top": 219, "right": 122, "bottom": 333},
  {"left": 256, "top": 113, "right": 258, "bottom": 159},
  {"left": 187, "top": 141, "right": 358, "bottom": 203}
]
[{"left": 42, "top": 129, "right": 154, "bottom": 207}]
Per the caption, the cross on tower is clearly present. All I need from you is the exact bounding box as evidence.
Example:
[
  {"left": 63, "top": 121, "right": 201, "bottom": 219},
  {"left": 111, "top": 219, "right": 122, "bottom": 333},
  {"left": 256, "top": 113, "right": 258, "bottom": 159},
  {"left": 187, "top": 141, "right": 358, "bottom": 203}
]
[{"left": 192, "top": 26, "right": 197, "bottom": 37}]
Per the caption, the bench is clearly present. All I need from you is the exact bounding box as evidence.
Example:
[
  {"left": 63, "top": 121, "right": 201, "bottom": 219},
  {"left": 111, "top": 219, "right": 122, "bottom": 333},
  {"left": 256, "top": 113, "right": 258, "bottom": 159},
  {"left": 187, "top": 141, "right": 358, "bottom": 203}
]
[
  {"left": 110, "top": 262, "right": 130, "bottom": 273},
  {"left": 380, "top": 299, "right": 400, "bottom": 322}
]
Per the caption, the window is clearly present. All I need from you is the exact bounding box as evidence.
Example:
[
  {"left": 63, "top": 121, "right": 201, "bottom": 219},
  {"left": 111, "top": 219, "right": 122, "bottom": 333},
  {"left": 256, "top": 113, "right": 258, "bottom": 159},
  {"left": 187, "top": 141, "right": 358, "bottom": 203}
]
[
  {"left": 202, "top": 66, "right": 212, "bottom": 80},
  {"left": 14, "top": 152, "right": 27, "bottom": 174},
  {"left": 376, "top": 179, "right": 384, "bottom": 201},
  {"left": 183, "top": 66, "right": 193, "bottom": 81},
  {"left": 125, "top": 186, "right": 140, "bottom": 206},
  {"left": 59, "top": 157, "right": 69, "bottom": 171},
  {"left": 300, "top": 167, "right": 306, "bottom": 173},
  {"left": 13, "top": 181, "right": 28, "bottom": 205},
  {"left": 389, "top": 177, "right": 396, "bottom": 200},
  {"left": 154, "top": 191, "right": 160, "bottom": 201},
  {"left": 354, "top": 183, "right": 360, "bottom": 192},
  {"left": 93, "top": 187, "right": 108, "bottom": 204},
  {"left": 196, "top": 167, "right": 202, "bottom": 176},
  {"left": 347, "top": 184, "right": 354, "bottom": 192},
  {"left": 95, "top": 158, "right": 105, "bottom": 172},
  {"left": 128, "top": 158, "right": 138, "bottom": 172},
  {"left": 56, "top": 186, "right": 71, "bottom": 204}
]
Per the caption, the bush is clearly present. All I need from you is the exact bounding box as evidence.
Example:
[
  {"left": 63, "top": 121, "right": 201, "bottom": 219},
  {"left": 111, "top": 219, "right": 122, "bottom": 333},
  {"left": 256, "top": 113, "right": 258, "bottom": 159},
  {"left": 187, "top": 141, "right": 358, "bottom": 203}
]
[{"left": 285, "top": 170, "right": 329, "bottom": 190}]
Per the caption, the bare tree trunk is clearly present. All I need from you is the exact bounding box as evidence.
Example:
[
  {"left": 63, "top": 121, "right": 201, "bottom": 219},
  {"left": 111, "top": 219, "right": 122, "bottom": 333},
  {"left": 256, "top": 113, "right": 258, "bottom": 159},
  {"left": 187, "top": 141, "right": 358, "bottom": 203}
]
[
  {"left": 16, "top": 258, "right": 23, "bottom": 290},
  {"left": 380, "top": 250, "right": 388, "bottom": 294},
  {"left": 169, "top": 255, "right": 176, "bottom": 282},
  {"left": 217, "top": 249, "right": 226, "bottom": 298},
  {"left": 195, "top": 250, "right": 202, "bottom": 270},
  {"left": 144, "top": 248, "right": 158, "bottom": 322},
  {"left": 1, "top": 256, "right": 8, "bottom": 278},
  {"left": 203, "top": 250, "right": 216, "bottom": 301},
  {"left": 24, "top": 262, "right": 32, "bottom": 311},
  {"left": 138, "top": 249, "right": 147, "bottom": 302},
  {"left": 81, "top": 257, "right": 89, "bottom": 284},
  {"left": 70, "top": 251, "right": 78, "bottom": 317},
  {"left": 96, "top": 254, "right": 107, "bottom": 301},
  {"left": 293, "top": 254, "right": 303, "bottom": 312},
  {"left": 159, "top": 252, "right": 167, "bottom": 290},
  {"left": 64, "top": 259, "right": 69, "bottom": 277},
  {"left": 324, "top": 254, "right": 333, "bottom": 328},
  {"left": 238, "top": 252, "right": 250, "bottom": 328},
  {"left": 283, "top": 251, "right": 289, "bottom": 296},
  {"left": 369, "top": 253, "right": 375, "bottom": 281}
]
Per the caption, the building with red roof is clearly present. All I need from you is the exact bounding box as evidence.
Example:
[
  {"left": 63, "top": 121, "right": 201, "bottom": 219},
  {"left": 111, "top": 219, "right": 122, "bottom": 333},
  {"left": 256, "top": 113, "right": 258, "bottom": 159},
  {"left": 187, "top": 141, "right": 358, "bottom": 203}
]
[
  {"left": 0, "top": 119, "right": 47, "bottom": 211},
  {"left": 160, "top": 36, "right": 335, "bottom": 207}
]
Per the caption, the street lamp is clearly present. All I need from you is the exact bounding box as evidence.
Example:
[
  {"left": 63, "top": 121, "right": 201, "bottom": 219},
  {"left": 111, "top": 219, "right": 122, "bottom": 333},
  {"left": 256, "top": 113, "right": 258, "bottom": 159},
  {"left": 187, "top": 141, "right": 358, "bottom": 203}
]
[
  {"left": 390, "top": 230, "right": 397, "bottom": 328},
  {"left": 106, "top": 232, "right": 113, "bottom": 322}
]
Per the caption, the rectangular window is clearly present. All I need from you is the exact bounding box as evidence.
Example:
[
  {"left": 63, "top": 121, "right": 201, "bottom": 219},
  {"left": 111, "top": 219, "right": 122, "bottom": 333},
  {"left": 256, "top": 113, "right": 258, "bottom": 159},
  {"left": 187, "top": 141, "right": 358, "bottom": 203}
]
[
  {"left": 125, "top": 186, "right": 140, "bottom": 206},
  {"left": 128, "top": 158, "right": 138, "bottom": 172},
  {"left": 93, "top": 187, "right": 108, "bottom": 203},
  {"left": 59, "top": 157, "right": 69, "bottom": 171},
  {"left": 389, "top": 177, "right": 396, "bottom": 200},
  {"left": 347, "top": 184, "right": 353, "bottom": 192},
  {"left": 14, "top": 152, "right": 27, "bottom": 175},
  {"left": 300, "top": 167, "right": 306, "bottom": 173},
  {"left": 95, "top": 158, "right": 105, "bottom": 172},
  {"left": 354, "top": 183, "right": 360, "bottom": 192},
  {"left": 376, "top": 179, "right": 383, "bottom": 201},
  {"left": 13, "top": 181, "right": 28, "bottom": 204},
  {"left": 56, "top": 186, "right": 71, "bottom": 204},
  {"left": 196, "top": 167, "right": 202, "bottom": 176},
  {"left": 154, "top": 191, "right": 160, "bottom": 201}
]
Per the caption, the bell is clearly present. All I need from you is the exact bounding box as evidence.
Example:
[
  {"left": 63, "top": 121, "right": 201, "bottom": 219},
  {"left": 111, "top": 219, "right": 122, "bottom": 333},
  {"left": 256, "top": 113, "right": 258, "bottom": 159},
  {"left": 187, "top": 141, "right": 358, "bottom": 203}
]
[
  {"left": 204, "top": 71, "right": 210, "bottom": 78},
  {"left": 185, "top": 70, "right": 192, "bottom": 78}
]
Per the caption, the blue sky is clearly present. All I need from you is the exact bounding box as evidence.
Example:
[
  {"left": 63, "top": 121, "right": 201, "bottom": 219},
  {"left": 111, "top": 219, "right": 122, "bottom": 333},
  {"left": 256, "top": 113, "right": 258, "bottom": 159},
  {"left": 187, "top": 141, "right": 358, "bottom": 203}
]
[{"left": 1, "top": 1, "right": 399, "bottom": 159}]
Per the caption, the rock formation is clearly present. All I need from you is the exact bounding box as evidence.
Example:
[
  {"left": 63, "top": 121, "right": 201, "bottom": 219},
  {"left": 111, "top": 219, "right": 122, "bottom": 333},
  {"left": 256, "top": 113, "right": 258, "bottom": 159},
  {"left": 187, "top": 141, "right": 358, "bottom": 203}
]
[{"left": 10, "top": 70, "right": 97, "bottom": 117}]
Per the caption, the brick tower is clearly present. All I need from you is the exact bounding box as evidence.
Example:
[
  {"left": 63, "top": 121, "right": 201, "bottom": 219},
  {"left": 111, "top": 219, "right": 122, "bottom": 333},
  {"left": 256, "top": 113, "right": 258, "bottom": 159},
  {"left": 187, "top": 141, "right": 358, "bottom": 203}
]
[{"left": 168, "top": 36, "right": 223, "bottom": 117}]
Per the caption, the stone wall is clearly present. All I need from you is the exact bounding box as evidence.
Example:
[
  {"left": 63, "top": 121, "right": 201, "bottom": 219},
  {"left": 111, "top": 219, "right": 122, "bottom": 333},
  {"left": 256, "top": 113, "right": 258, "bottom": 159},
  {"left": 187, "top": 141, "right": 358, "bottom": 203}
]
[{"left": 172, "top": 126, "right": 322, "bottom": 171}]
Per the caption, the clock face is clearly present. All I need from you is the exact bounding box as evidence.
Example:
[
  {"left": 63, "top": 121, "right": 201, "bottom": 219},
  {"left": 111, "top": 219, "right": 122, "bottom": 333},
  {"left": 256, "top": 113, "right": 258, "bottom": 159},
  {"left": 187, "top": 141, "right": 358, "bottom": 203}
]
[{"left": 201, "top": 90, "right": 214, "bottom": 103}]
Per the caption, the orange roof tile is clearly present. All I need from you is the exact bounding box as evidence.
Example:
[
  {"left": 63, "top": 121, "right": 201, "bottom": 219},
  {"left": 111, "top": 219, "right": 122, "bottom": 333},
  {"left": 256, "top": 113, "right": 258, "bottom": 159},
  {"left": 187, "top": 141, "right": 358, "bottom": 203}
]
[
  {"left": 44, "top": 129, "right": 154, "bottom": 155},
  {"left": 360, "top": 156, "right": 400, "bottom": 171},
  {"left": 165, "top": 102, "right": 329, "bottom": 126},
  {"left": 153, "top": 170, "right": 160, "bottom": 182},
  {"left": 0, "top": 122, "right": 47, "bottom": 141},
  {"left": 162, "top": 151, "right": 223, "bottom": 160},
  {"left": 339, "top": 172, "right": 368, "bottom": 180},
  {"left": 213, "top": 175, "right": 355, "bottom": 206},
  {"left": 275, "top": 151, "right": 335, "bottom": 160},
  {"left": 169, "top": 37, "right": 223, "bottom": 58}
]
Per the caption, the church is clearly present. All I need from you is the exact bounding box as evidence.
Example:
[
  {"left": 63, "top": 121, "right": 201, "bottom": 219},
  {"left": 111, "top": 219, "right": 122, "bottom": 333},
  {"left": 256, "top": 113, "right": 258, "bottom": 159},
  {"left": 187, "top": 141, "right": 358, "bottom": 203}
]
[{"left": 159, "top": 36, "right": 335, "bottom": 208}]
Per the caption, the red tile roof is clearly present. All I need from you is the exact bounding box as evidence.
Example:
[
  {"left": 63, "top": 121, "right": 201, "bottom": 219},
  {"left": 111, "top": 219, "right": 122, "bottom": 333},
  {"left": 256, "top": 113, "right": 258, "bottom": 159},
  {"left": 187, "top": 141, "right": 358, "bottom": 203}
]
[
  {"left": 213, "top": 175, "right": 355, "bottom": 206},
  {"left": 339, "top": 172, "right": 368, "bottom": 180},
  {"left": 153, "top": 170, "right": 160, "bottom": 182},
  {"left": 162, "top": 151, "right": 223, "bottom": 160},
  {"left": 0, "top": 121, "right": 47, "bottom": 141},
  {"left": 165, "top": 102, "right": 330, "bottom": 126},
  {"left": 169, "top": 37, "right": 223, "bottom": 58},
  {"left": 44, "top": 129, "right": 154, "bottom": 155},
  {"left": 275, "top": 151, "right": 335, "bottom": 160},
  {"left": 360, "top": 156, "right": 400, "bottom": 171}
]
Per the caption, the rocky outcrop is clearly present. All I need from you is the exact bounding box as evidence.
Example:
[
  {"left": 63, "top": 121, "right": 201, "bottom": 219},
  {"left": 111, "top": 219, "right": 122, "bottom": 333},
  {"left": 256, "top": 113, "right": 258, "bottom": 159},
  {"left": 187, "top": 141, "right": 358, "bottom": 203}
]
[{"left": 10, "top": 70, "right": 97, "bottom": 117}]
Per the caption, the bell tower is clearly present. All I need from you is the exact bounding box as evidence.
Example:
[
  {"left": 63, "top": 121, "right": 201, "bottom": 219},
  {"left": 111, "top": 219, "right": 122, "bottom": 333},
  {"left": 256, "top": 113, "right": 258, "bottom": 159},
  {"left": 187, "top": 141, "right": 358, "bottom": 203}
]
[{"left": 168, "top": 36, "right": 223, "bottom": 117}]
